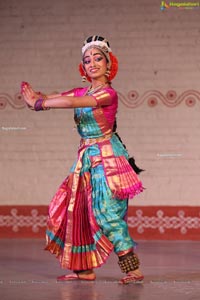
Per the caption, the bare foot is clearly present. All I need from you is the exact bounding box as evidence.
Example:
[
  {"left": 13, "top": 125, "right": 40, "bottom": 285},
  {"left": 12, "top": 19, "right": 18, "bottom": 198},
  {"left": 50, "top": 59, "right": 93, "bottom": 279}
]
[
  {"left": 57, "top": 270, "right": 96, "bottom": 281},
  {"left": 128, "top": 268, "right": 143, "bottom": 277},
  {"left": 78, "top": 270, "right": 96, "bottom": 280},
  {"left": 119, "top": 268, "right": 144, "bottom": 284}
]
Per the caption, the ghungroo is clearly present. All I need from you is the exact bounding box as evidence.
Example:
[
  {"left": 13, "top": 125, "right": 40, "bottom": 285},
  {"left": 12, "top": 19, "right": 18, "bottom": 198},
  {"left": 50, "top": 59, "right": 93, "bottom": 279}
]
[{"left": 118, "top": 252, "right": 140, "bottom": 273}]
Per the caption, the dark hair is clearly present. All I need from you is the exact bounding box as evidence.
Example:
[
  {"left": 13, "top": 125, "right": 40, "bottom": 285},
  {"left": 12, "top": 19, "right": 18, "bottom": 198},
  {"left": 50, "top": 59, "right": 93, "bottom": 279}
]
[
  {"left": 113, "top": 119, "right": 144, "bottom": 175},
  {"left": 85, "top": 35, "right": 111, "bottom": 48}
]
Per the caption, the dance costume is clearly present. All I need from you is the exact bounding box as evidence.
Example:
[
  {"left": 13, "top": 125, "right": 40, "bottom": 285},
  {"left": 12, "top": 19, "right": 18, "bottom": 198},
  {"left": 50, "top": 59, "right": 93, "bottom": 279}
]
[{"left": 45, "top": 86, "right": 143, "bottom": 271}]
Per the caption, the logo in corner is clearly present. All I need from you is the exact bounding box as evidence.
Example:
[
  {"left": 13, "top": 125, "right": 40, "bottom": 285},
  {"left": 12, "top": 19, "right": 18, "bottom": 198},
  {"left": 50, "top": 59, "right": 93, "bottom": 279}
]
[{"left": 160, "top": 1, "right": 170, "bottom": 10}]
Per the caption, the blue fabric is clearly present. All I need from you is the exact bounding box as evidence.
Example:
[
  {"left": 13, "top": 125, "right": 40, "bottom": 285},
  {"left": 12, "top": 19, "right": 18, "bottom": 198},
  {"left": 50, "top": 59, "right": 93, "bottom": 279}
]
[
  {"left": 72, "top": 98, "right": 137, "bottom": 253},
  {"left": 90, "top": 164, "right": 137, "bottom": 253},
  {"left": 75, "top": 107, "right": 103, "bottom": 138}
]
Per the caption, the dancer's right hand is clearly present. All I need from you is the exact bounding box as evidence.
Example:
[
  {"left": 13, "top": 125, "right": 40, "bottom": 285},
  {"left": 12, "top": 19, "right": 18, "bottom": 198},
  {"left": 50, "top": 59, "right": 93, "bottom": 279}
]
[{"left": 21, "top": 82, "right": 40, "bottom": 108}]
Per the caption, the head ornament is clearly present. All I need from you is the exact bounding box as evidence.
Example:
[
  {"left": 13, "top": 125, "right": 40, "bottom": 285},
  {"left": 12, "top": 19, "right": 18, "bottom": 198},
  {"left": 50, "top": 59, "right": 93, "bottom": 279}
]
[{"left": 79, "top": 35, "right": 118, "bottom": 82}]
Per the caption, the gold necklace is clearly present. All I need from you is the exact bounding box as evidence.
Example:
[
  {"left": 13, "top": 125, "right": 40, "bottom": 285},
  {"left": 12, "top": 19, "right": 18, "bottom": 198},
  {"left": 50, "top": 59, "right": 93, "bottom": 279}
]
[{"left": 86, "top": 83, "right": 108, "bottom": 95}]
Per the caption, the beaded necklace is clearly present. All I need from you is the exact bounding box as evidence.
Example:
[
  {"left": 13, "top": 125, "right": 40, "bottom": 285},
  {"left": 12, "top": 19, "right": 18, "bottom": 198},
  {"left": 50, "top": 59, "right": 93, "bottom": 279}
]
[{"left": 86, "top": 83, "right": 105, "bottom": 95}]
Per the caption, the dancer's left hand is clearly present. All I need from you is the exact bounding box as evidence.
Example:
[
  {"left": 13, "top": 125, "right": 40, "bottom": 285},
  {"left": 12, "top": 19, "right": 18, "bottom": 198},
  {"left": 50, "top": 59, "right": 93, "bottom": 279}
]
[{"left": 21, "top": 82, "right": 40, "bottom": 108}]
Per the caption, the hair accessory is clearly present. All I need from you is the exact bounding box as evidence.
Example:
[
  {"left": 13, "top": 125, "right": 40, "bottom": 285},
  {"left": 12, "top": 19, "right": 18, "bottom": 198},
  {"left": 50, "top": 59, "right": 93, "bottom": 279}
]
[
  {"left": 79, "top": 35, "right": 118, "bottom": 82},
  {"left": 82, "top": 36, "right": 111, "bottom": 63}
]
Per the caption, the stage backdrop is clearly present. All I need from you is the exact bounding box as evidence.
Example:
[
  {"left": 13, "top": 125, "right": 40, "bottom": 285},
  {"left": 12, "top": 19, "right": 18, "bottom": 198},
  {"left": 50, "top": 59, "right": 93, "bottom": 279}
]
[{"left": 0, "top": 0, "right": 200, "bottom": 239}]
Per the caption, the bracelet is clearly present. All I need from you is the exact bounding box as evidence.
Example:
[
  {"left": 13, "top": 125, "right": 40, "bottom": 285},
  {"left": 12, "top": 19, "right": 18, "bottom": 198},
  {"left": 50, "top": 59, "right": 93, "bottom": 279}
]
[{"left": 34, "top": 98, "right": 50, "bottom": 111}]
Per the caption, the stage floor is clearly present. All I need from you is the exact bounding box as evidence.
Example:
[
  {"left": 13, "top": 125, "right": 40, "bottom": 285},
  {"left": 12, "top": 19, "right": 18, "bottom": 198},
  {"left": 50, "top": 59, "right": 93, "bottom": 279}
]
[{"left": 0, "top": 239, "right": 200, "bottom": 300}]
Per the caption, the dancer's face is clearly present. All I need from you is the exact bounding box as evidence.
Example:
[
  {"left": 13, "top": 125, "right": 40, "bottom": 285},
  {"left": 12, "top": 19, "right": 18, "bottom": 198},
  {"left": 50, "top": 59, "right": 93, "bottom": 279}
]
[{"left": 83, "top": 47, "right": 108, "bottom": 81}]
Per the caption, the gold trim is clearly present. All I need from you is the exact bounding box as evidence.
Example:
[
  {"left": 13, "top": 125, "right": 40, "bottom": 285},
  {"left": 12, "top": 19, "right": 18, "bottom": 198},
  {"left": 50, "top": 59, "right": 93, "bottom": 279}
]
[
  {"left": 117, "top": 248, "right": 133, "bottom": 257},
  {"left": 80, "top": 133, "right": 113, "bottom": 146}
]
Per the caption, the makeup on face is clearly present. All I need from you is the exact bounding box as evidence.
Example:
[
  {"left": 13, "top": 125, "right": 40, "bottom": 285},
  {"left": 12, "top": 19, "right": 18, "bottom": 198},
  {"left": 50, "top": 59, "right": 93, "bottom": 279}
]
[
  {"left": 83, "top": 48, "right": 106, "bottom": 66},
  {"left": 82, "top": 47, "right": 109, "bottom": 83}
]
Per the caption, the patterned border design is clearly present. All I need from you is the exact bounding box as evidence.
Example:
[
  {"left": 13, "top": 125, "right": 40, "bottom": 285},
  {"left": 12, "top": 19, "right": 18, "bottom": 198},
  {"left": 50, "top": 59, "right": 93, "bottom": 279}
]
[
  {"left": 0, "top": 206, "right": 48, "bottom": 238},
  {"left": 1, "top": 90, "right": 200, "bottom": 110},
  {"left": 118, "top": 90, "right": 200, "bottom": 108},
  {"left": 0, "top": 206, "right": 200, "bottom": 239},
  {"left": 128, "top": 206, "right": 200, "bottom": 240},
  {"left": 0, "top": 93, "right": 25, "bottom": 109},
  {"left": 128, "top": 209, "right": 200, "bottom": 234},
  {"left": 0, "top": 208, "right": 47, "bottom": 233}
]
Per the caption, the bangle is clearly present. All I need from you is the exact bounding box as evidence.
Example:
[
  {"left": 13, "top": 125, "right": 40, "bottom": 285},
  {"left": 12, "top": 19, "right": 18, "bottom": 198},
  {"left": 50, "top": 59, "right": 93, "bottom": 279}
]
[
  {"left": 42, "top": 100, "right": 46, "bottom": 110},
  {"left": 34, "top": 98, "right": 50, "bottom": 111}
]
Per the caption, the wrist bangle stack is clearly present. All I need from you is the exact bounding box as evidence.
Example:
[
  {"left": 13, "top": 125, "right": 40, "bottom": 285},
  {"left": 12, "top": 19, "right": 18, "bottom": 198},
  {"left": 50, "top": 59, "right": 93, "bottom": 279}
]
[{"left": 34, "top": 98, "right": 50, "bottom": 111}]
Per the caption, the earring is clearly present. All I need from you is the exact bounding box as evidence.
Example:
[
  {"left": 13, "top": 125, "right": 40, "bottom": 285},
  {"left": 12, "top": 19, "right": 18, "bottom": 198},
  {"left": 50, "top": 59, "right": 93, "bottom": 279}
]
[
  {"left": 82, "top": 75, "right": 87, "bottom": 82},
  {"left": 105, "top": 69, "right": 111, "bottom": 78}
]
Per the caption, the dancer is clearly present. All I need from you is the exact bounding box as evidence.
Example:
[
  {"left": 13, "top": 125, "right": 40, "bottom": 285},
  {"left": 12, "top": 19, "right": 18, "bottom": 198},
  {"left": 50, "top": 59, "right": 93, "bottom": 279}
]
[{"left": 21, "top": 35, "right": 144, "bottom": 284}]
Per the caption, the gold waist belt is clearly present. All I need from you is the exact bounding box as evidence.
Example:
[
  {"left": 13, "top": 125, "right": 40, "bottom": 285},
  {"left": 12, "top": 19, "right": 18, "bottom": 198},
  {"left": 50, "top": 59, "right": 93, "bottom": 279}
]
[{"left": 80, "top": 133, "right": 113, "bottom": 146}]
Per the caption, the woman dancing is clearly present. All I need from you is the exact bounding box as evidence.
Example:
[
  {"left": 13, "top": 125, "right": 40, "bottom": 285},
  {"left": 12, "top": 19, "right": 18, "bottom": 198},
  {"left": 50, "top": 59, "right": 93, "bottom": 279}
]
[{"left": 21, "top": 35, "right": 144, "bottom": 284}]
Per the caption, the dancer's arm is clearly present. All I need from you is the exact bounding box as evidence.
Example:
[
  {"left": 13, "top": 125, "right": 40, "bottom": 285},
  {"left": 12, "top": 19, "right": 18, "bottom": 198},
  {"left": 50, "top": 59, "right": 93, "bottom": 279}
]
[{"left": 22, "top": 82, "right": 112, "bottom": 109}]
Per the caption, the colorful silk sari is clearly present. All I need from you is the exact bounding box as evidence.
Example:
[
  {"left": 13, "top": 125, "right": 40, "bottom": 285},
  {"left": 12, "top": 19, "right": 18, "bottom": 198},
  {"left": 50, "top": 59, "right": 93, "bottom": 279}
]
[{"left": 45, "top": 86, "right": 143, "bottom": 270}]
